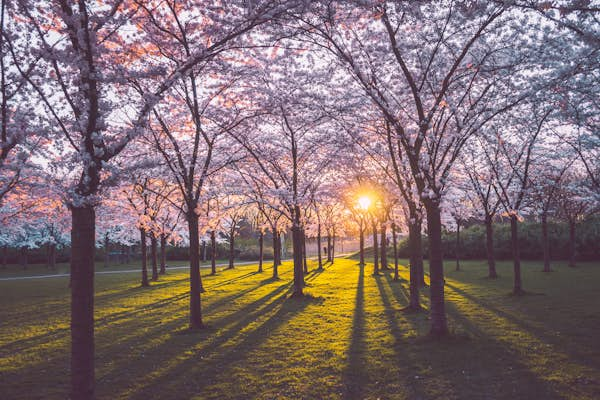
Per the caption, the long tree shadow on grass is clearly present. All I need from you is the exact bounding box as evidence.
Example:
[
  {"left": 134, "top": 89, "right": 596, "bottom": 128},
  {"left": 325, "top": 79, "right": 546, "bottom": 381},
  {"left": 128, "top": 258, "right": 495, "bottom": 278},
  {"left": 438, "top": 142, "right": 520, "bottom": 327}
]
[
  {"left": 3, "top": 280, "right": 295, "bottom": 400},
  {"left": 375, "top": 276, "right": 568, "bottom": 400},
  {"left": 0, "top": 267, "right": 274, "bottom": 354},
  {"left": 381, "top": 269, "right": 432, "bottom": 317},
  {"left": 1, "top": 271, "right": 287, "bottom": 394},
  {"left": 94, "top": 265, "right": 271, "bottom": 305},
  {"left": 96, "top": 279, "right": 295, "bottom": 376},
  {"left": 341, "top": 264, "right": 367, "bottom": 400},
  {"left": 445, "top": 280, "right": 600, "bottom": 371},
  {"left": 125, "top": 285, "right": 313, "bottom": 399},
  {"left": 304, "top": 260, "right": 336, "bottom": 284}
]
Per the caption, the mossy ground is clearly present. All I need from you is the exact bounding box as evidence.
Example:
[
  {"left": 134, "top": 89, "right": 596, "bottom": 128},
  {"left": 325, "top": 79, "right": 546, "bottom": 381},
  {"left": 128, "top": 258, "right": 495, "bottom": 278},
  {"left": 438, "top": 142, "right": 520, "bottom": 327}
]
[{"left": 1, "top": 258, "right": 599, "bottom": 399}]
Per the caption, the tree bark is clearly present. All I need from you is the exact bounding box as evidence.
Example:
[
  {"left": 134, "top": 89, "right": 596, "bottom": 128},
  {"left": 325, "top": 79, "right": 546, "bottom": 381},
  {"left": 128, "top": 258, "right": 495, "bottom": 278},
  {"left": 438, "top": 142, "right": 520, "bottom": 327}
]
[
  {"left": 392, "top": 222, "right": 399, "bottom": 281},
  {"left": 485, "top": 214, "right": 498, "bottom": 278},
  {"left": 70, "top": 205, "right": 96, "bottom": 400},
  {"left": 332, "top": 227, "right": 336, "bottom": 261},
  {"left": 380, "top": 223, "right": 388, "bottom": 270},
  {"left": 140, "top": 228, "right": 149, "bottom": 287},
  {"left": 317, "top": 224, "right": 323, "bottom": 270},
  {"left": 359, "top": 222, "right": 365, "bottom": 266},
  {"left": 272, "top": 230, "right": 279, "bottom": 279},
  {"left": 228, "top": 230, "right": 235, "bottom": 269},
  {"left": 120, "top": 244, "right": 126, "bottom": 264},
  {"left": 410, "top": 215, "right": 425, "bottom": 287},
  {"left": 20, "top": 246, "right": 27, "bottom": 269},
  {"left": 50, "top": 243, "right": 56, "bottom": 270},
  {"left": 210, "top": 230, "right": 216, "bottom": 275},
  {"left": 103, "top": 234, "right": 109, "bottom": 269},
  {"left": 326, "top": 233, "right": 332, "bottom": 263},
  {"left": 510, "top": 214, "right": 523, "bottom": 295},
  {"left": 302, "top": 229, "right": 308, "bottom": 274},
  {"left": 46, "top": 243, "right": 50, "bottom": 269},
  {"left": 1, "top": 245, "right": 7, "bottom": 269},
  {"left": 187, "top": 212, "right": 204, "bottom": 328},
  {"left": 151, "top": 235, "right": 158, "bottom": 281},
  {"left": 278, "top": 233, "right": 284, "bottom": 265},
  {"left": 291, "top": 223, "right": 304, "bottom": 296},
  {"left": 542, "top": 213, "right": 551, "bottom": 272},
  {"left": 407, "top": 220, "right": 422, "bottom": 311},
  {"left": 568, "top": 220, "right": 577, "bottom": 268},
  {"left": 372, "top": 219, "right": 379, "bottom": 275},
  {"left": 159, "top": 234, "right": 166, "bottom": 275},
  {"left": 425, "top": 202, "right": 448, "bottom": 336},
  {"left": 201, "top": 240, "right": 207, "bottom": 262},
  {"left": 258, "top": 231, "right": 264, "bottom": 272},
  {"left": 455, "top": 221, "right": 460, "bottom": 271}
]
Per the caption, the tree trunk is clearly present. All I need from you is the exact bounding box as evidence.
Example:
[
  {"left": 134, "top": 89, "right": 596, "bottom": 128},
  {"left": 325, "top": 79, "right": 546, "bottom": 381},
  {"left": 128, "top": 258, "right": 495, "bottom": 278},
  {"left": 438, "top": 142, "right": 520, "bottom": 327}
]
[
  {"left": 510, "top": 214, "right": 523, "bottom": 295},
  {"left": 568, "top": 220, "right": 577, "bottom": 268},
  {"left": 103, "top": 234, "right": 109, "bottom": 269},
  {"left": 380, "top": 223, "right": 388, "bottom": 270},
  {"left": 125, "top": 245, "right": 131, "bottom": 264},
  {"left": 257, "top": 231, "right": 264, "bottom": 272},
  {"left": 140, "top": 228, "right": 149, "bottom": 287},
  {"left": 70, "top": 205, "right": 96, "bottom": 400},
  {"left": 120, "top": 244, "right": 126, "bottom": 264},
  {"left": 542, "top": 213, "right": 551, "bottom": 272},
  {"left": 359, "top": 223, "right": 365, "bottom": 266},
  {"left": 372, "top": 219, "right": 379, "bottom": 275},
  {"left": 19, "top": 246, "right": 27, "bottom": 269},
  {"left": 326, "top": 233, "right": 332, "bottom": 263},
  {"left": 210, "top": 230, "right": 217, "bottom": 275},
  {"left": 151, "top": 235, "right": 158, "bottom": 281},
  {"left": 455, "top": 222, "right": 460, "bottom": 271},
  {"left": 425, "top": 202, "right": 448, "bottom": 336},
  {"left": 228, "top": 230, "right": 235, "bottom": 269},
  {"left": 407, "top": 220, "right": 422, "bottom": 311},
  {"left": 187, "top": 212, "right": 204, "bottom": 329},
  {"left": 159, "top": 234, "right": 166, "bottom": 274},
  {"left": 291, "top": 223, "right": 304, "bottom": 297},
  {"left": 201, "top": 240, "right": 207, "bottom": 262},
  {"left": 50, "top": 243, "right": 57, "bottom": 270},
  {"left": 1, "top": 245, "right": 7, "bottom": 269},
  {"left": 302, "top": 229, "right": 308, "bottom": 274},
  {"left": 277, "top": 233, "right": 284, "bottom": 265},
  {"left": 409, "top": 215, "right": 425, "bottom": 287},
  {"left": 485, "top": 214, "right": 498, "bottom": 278},
  {"left": 317, "top": 224, "right": 323, "bottom": 270},
  {"left": 272, "top": 230, "right": 279, "bottom": 279},
  {"left": 332, "top": 227, "right": 336, "bottom": 261},
  {"left": 392, "top": 222, "right": 399, "bottom": 281}
]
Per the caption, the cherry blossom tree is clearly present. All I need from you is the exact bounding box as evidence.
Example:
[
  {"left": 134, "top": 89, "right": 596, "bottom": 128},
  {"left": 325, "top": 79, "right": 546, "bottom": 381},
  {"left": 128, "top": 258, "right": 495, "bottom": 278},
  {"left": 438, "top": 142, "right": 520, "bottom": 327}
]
[
  {"left": 529, "top": 151, "right": 574, "bottom": 272},
  {"left": 8, "top": 2, "right": 304, "bottom": 395},
  {"left": 557, "top": 170, "right": 597, "bottom": 267},
  {"left": 462, "top": 139, "right": 503, "bottom": 278},
  {"left": 293, "top": 1, "right": 547, "bottom": 335},
  {"left": 229, "top": 66, "right": 340, "bottom": 296},
  {"left": 488, "top": 105, "right": 552, "bottom": 295}
]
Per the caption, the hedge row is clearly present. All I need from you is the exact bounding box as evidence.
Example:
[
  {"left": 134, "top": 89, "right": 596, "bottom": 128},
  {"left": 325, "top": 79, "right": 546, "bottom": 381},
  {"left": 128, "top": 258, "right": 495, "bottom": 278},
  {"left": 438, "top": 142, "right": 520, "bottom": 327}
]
[{"left": 392, "top": 217, "right": 600, "bottom": 261}]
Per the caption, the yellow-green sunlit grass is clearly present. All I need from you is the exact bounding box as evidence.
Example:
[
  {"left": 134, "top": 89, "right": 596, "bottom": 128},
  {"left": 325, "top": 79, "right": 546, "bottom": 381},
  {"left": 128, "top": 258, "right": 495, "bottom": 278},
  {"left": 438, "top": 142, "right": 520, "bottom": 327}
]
[{"left": 0, "top": 258, "right": 599, "bottom": 399}]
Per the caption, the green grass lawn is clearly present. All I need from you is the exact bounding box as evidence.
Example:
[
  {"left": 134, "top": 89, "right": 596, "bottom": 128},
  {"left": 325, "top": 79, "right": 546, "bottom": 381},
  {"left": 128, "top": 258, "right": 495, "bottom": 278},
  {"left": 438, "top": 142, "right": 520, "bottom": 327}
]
[{"left": 1, "top": 258, "right": 599, "bottom": 399}]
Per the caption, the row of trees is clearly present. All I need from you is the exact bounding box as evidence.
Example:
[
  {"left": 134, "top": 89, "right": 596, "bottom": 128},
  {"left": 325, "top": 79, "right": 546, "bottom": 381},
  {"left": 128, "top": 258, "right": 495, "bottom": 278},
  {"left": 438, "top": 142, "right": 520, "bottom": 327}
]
[{"left": 0, "top": 1, "right": 598, "bottom": 399}]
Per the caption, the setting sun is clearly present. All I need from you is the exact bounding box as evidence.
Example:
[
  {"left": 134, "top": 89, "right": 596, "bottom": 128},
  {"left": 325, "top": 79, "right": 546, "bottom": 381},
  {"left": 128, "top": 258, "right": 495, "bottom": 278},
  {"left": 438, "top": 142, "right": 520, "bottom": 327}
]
[{"left": 358, "top": 195, "right": 372, "bottom": 211}]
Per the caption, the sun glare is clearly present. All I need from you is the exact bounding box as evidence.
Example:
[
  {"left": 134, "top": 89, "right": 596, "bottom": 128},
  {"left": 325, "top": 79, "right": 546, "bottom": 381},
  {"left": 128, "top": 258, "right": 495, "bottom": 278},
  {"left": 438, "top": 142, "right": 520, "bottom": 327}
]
[{"left": 358, "top": 195, "right": 372, "bottom": 211}]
